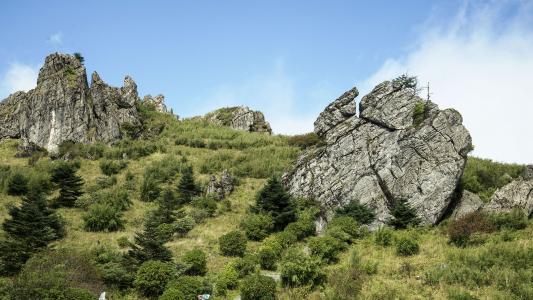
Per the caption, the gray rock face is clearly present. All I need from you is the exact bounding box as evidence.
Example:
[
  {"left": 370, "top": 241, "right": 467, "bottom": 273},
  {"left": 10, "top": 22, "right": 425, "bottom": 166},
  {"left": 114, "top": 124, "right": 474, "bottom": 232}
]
[
  {"left": 284, "top": 79, "right": 472, "bottom": 228},
  {"left": 205, "top": 106, "right": 272, "bottom": 134},
  {"left": 314, "top": 87, "right": 358, "bottom": 137},
  {"left": 0, "top": 53, "right": 142, "bottom": 152},
  {"left": 483, "top": 179, "right": 533, "bottom": 217},
  {"left": 524, "top": 165, "right": 533, "bottom": 180},
  {"left": 143, "top": 94, "right": 167, "bottom": 113},
  {"left": 206, "top": 169, "right": 235, "bottom": 200},
  {"left": 450, "top": 191, "right": 484, "bottom": 220}
]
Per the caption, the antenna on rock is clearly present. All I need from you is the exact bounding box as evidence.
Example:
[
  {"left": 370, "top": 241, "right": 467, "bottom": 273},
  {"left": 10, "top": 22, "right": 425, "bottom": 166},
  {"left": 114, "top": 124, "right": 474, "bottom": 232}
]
[{"left": 426, "top": 82, "right": 432, "bottom": 101}]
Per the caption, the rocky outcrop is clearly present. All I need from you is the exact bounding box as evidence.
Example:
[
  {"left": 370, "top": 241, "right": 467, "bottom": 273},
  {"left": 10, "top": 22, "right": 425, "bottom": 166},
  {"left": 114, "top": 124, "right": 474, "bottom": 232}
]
[
  {"left": 206, "top": 169, "right": 234, "bottom": 200},
  {"left": 143, "top": 94, "right": 167, "bottom": 113},
  {"left": 483, "top": 179, "right": 533, "bottom": 217},
  {"left": 0, "top": 53, "right": 143, "bottom": 152},
  {"left": 524, "top": 165, "right": 533, "bottom": 180},
  {"left": 449, "top": 191, "right": 484, "bottom": 220},
  {"left": 284, "top": 77, "right": 472, "bottom": 228},
  {"left": 205, "top": 106, "right": 272, "bottom": 134}
]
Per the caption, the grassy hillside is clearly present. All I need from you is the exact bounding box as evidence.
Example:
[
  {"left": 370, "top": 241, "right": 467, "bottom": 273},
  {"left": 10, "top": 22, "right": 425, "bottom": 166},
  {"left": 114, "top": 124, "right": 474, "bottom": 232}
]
[{"left": 0, "top": 107, "right": 531, "bottom": 300}]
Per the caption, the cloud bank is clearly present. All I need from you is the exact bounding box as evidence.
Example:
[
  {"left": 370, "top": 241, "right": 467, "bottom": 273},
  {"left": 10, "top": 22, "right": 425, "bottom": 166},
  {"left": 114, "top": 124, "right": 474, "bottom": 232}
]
[
  {"left": 361, "top": 1, "right": 533, "bottom": 164},
  {"left": 0, "top": 63, "right": 38, "bottom": 99}
]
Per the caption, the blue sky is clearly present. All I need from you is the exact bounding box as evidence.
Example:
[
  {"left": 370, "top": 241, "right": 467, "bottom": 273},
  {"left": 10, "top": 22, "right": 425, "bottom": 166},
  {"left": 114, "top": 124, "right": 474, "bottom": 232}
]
[{"left": 1, "top": 0, "right": 533, "bottom": 163}]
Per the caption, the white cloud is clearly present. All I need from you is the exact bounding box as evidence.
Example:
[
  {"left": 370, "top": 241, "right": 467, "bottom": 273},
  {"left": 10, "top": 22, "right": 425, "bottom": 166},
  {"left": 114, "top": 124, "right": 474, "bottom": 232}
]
[
  {"left": 199, "top": 59, "right": 315, "bottom": 135},
  {"left": 0, "top": 63, "right": 38, "bottom": 99},
  {"left": 48, "top": 31, "right": 63, "bottom": 45},
  {"left": 360, "top": 1, "right": 533, "bottom": 164}
]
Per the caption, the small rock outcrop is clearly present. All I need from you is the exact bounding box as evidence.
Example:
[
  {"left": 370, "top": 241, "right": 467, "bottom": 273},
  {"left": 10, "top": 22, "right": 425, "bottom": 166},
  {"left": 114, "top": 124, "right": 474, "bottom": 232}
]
[
  {"left": 206, "top": 170, "right": 235, "bottom": 200},
  {"left": 0, "top": 53, "right": 143, "bottom": 152},
  {"left": 284, "top": 77, "right": 472, "bottom": 228},
  {"left": 143, "top": 94, "right": 168, "bottom": 113},
  {"left": 523, "top": 165, "right": 533, "bottom": 180},
  {"left": 450, "top": 191, "right": 484, "bottom": 220},
  {"left": 205, "top": 106, "right": 272, "bottom": 134},
  {"left": 483, "top": 179, "right": 533, "bottom": 217}
]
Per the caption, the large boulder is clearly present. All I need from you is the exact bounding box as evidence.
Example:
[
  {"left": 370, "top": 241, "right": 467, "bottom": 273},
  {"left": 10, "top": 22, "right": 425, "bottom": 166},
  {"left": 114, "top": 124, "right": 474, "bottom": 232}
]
[
  {"left": 483, "top": 179, "right": 533, "bottom": 217},
  {"left": 205, "top": 106, "right": 272, "bottom": 134},
  {"left": 283, "top": 77, "right": 472, "bottom": 228},
  {"left": 0, "top": 53, "right": 143, "bottom": 152},
  {"left": 449, "top": 190, "right": 484, "bottom": 220},
  {"left": 206, "top": 169, "right": 235, "bottom": 200}
]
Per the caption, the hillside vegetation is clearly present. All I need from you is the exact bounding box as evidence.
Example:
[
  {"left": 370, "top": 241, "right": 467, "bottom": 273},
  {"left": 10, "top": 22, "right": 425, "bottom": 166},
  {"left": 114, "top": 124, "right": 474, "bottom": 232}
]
[{"left": 0, "top": 105, "right": 531, "bottom": 300}]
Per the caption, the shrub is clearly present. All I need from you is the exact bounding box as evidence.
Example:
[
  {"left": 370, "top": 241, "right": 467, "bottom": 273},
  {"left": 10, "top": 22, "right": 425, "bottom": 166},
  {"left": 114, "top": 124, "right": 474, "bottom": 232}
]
[
  {"left": 215, "top": 265, "right": 239, "bottom": 295},
  {"left": 177, "top": 166, "right": 200, "bottom": 203},
  {"left": 99, "top": 159, "right": 128, "bottom": 176},
  {"left": 374, "top": 226, "right": 394, "bottom": 247},
  {"left": 488, "top": 208, "right": 528, "bottom": 230},
  {"left": 182, "top": 249, "right": 207, "bottom": 276},
  {"left": 134, "top": 260, "right": 177, "bottom": 297},
  {"left": 159, "top": 288, "right": 185, "bottom": 300},
  {"left": 219, "top": 230, "right": 247, "bottom": 257},
  {"left": 327, "top": 216, "right": 361, "bottom": 242},
  {"left": 447, "top": 212, "right": 495, "bottom": 247},
  {"left": 6, "top": 172, "right": 28, "bottom": 195},
  {"left": 165, "top": 276, "right": 212, "bottom": 300},
  {"left": 387, "top": 199, "right": 421, "bottom": 229},
  {"left": 189, "top": 208, "right": 211, "bottom": 224},
  {"left": 412, "top": 101, "right": 427, "bottom": 126},
  {"left": 240, "top": 274, "right": 277, "bottom": 300},
  {"left": 140, "top": 176, "right": 161, "bottom": 202},
  {"left": 117, "top": 236, "right": 130, "bottom": 248},
  {"left": 395, "top": 236, "right": 420, "bottom": 256},
  {"left": 284, "top": 212, "right": 316, "bottom": 240},
  {"left": 273, "top": 230, "right": 297, "bottom": 248},
  {"left": 335, "top": 200, "right": 375, "bottom": 225},
  {"left": 280, "top": 249, "right": 325, "bottom": 287},
  {"left": 307, "top": 236, "right": 345, "bottom": 263},
  {"left": 241, "top": 214, "right": 274, "bottom": 241},
  {"left": 258, "top": 246, "right": 278, "bottom": 270},
  {"left": 192, "top": 196, "right": 218, "bottom": 216},
  {"left": 83, "top": 203, "right": 125, "bottom": 232},
  {"left": 174, "top": 216, "right": 196, "bottom": 237},
  {"left": 287, "top": 132, "right": 324, "bottom": 149},
  {"left": 95, "top": 175, "right": 117, "bottom": 188},
  {"left": 325, "top": 267, "right": 365, "bottom": 300},
  {"left": 233, "top": 254, "right": 258, "bottom": 278}
]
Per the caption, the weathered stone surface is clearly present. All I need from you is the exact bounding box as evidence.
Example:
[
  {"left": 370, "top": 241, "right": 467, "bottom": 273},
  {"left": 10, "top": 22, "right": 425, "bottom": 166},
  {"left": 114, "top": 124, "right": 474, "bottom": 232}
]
[
  {"left": 314, "top": 87, "right": 358, "bottom": 137},
  {"left": 205, "top": 106, "right": 272, "bottom": 134},
  {"left": 0, "top": 53, "right": 143, "bottom": 152},
  {"left": 284, "top": 79, "right": 472, "bottom": 228},
  {"left": 206, "top": 169, "right": 235, "bottom": 200},
  {"left": 484, "top": 179, "right": 533, "bottom": 217},
  {"left": 450, "top": 191, "right": 484, "bottom": 220},
  {"left": 143, "top": 94, "right": 167, "bottom": 113}
]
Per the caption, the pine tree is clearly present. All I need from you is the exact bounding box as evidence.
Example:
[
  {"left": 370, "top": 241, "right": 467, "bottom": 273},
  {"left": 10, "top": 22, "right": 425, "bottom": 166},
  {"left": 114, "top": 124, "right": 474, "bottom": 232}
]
[
  {"left": 177, "top": 166, "right": 198, "bottom": 204},
  {"left": 0, "top": 189, "right": 64, "bottom": 275},
  {"left": 387, "top": 199, "right": 421, "bottom": 229},
  {"left": 127, "top": 220, "right": 173, "bottom": 266},
  {"left": 6, "top": 172, "right": 28, "bottom": 196},
  {"left": 252, "top": 176, "right": 295, "bottom": 231},
  {"left": 50, "top": 162, "right": 84, "bottom": 207},
  {"left": 151, "top": 188, "right": 182, "bottom": 225}
]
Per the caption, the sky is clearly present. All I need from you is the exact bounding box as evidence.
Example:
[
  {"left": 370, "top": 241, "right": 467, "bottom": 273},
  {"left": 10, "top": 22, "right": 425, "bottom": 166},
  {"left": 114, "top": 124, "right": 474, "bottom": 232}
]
[{"left": 0, "top": 0, "right": 532, "bottom": 164}]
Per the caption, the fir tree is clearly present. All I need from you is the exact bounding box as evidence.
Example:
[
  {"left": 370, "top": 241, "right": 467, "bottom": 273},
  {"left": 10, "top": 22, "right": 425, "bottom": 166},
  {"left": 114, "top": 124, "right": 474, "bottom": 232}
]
[
  {"left": 0, "top": 189, "right": 64, "bottom": 275},
  {"left": 127, "top": 220, "right": 173, "bottom": 266},
  {"left": 151, "top": 188, "right": 182, "bottom": 225},
  {"left": 387, "top": 199, "right": 421, "bottom": 229},
  {"left": 252, "top": 176, "right": 295, "bottom": 231},
  {"left": 177, "top": 166, "right": 198, "bottom": 204},
  {"left": 50, "top": 162, "right": 84, "bottom": 207},
  {"left": 6, "top": 172, "right": 28, "bottom": 196}
]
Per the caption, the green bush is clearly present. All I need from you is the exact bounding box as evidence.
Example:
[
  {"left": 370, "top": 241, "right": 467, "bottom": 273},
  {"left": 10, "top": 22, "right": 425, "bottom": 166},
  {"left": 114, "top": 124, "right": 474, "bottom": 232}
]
[
  {"left": 273, "top": 230, "right": 298, "bottom": 248},
  {"left": 307, "top": 236, "right": 345, "bottom": 263},
  {"left": 219, "top": 230, "right": 247, "bottom": 257},
  {"left": 325, "top": 266, "right": 365, "bottom": 300},
  {"left": 240, "top": 274, "right": 277, "bottom": 300},
  {"left": 287, "top": 132, "right": 324, "bottom": 149},
  {"left": 134, "top": 260, "right": 177, "bottom": 297},
  {"left": 165, "top": 276, "right": 212, "bottom": 300},
  {"left": 183, "top": 249, "right": 207, "bottom": 276},
  {"left": 280, "top": 249, "right": 325, "bottom": 287},
  {"left": 93, "top": 247, "right": 134, "bottom": 288},
  {"left": 159, "top": 288, "right": 185, "bottom": 300},
  {"left": 374, "top": 226, "right": 394, "bottom": 247},
  {"left": 412, "top": 101, "right": 427, "bottom": 126},
  {"left": 488, "top": 208, "right": 528, "bottom": 230},
  {"left": 233, "top": 254, "right": 258, "bottom": 278},
  {"left": 174, "top": 216, "right": 196, "bottom": 237},
  {"left": 6, "top": 172, "right": 28, "bottom": 195},
  {"left": 192, "top": 196, "right": 218, "bottom": 216},
  {"left": 258, "top": 246, "right": 278, "bottom": 270},
  {"left": 447, "top": 212, "right": 495, "bottom": 247},
  {"left": 284, "top": 215, "right": 316, "bottom": 240},
  {"left": 99, "top": 159, "right": 128, "bottom": 176},
  {"left": 395, "top": 236, "right": 420, "bottom": 256},
  {"left": 83, "top": 203, "right": 125, "bottom": 232},
  {"left": 215, "top": 265, "right": 239, "bottom": 295},
  {"left": 241, "top": 214, "right": 274, "bottom": 241},
  {"left": 387, "top": 199, "right": 421, "bottom": 229},
  {"left": 326, "top": 216, "right": 362, "bottom": 242},
  {"left": 335, "top": 200, "right": 375, "bottom": 225},
  {"left": 251, "top": 176, "right": 296, "bottom": 231}
]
